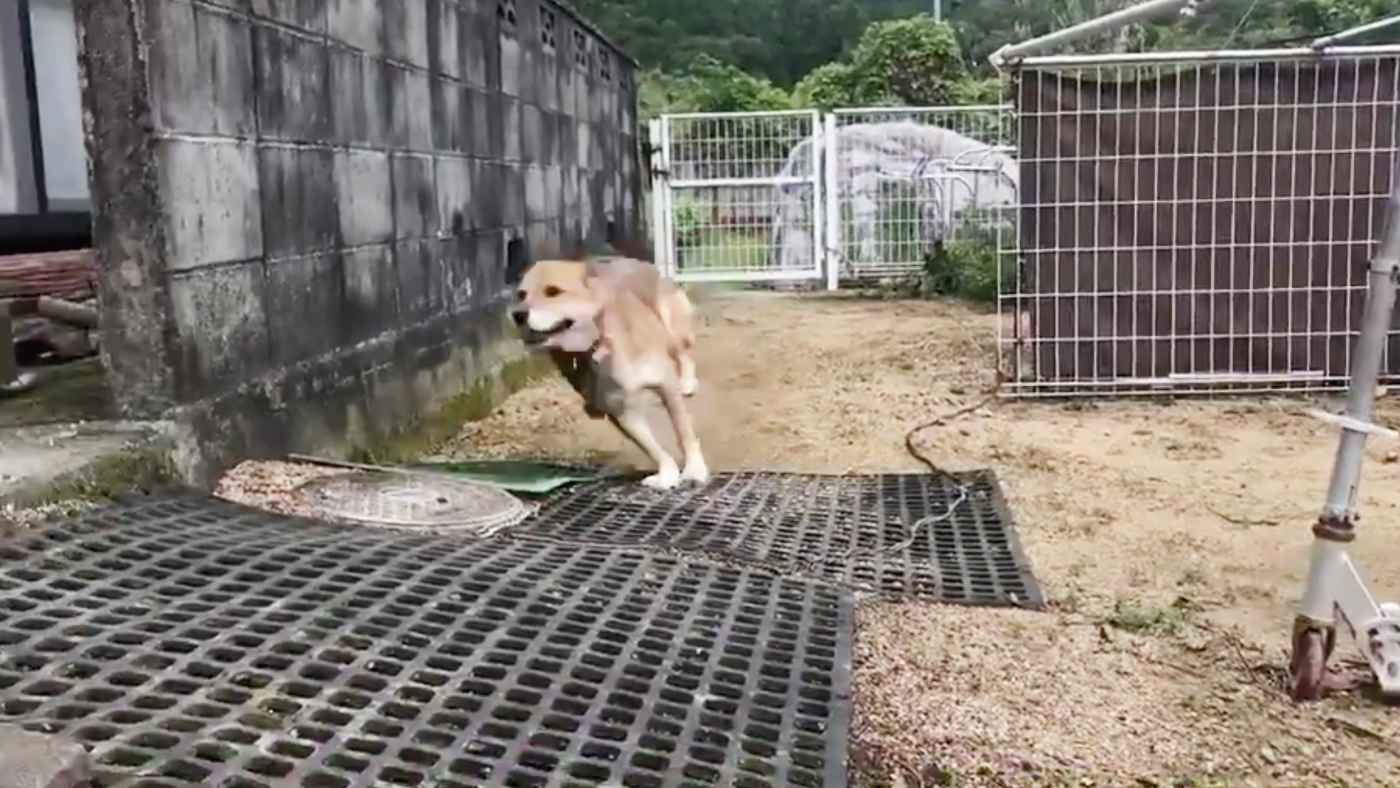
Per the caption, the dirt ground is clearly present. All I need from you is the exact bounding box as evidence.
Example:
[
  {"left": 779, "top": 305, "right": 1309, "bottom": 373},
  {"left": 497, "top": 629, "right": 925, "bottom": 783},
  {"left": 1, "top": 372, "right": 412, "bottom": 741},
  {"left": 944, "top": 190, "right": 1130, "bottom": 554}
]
[{"left": 434, "top": 290, "right": 1400, "bottom": 787}]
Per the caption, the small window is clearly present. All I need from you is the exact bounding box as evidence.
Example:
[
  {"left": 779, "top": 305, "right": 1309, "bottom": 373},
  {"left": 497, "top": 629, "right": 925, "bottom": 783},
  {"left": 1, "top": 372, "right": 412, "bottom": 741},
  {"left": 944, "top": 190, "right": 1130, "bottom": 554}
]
[
  {"left": 598, "top": 51, "right": 612, "bottom": 82},
  {"left": 496, "top": 0, "right": 517, "bottom": 29},
  {"left": 572, "top": 29, "right": 589, "bottom": 70},
  {"left": 504, "top": 237, "right": 529, "bottom": 286},
  {"left": 539, "top": 8, "right": 557, "bottom": 51}
]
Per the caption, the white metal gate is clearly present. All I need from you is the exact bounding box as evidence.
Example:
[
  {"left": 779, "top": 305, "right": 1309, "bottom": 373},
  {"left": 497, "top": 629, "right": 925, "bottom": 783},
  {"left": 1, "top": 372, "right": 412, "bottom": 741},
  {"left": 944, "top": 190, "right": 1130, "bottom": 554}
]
[
  {"left": 650, "top": 110, "right": 825, "bottom": 283},
  {"left": 650, "top": 106, "right": 1019, "bottom": 287}
]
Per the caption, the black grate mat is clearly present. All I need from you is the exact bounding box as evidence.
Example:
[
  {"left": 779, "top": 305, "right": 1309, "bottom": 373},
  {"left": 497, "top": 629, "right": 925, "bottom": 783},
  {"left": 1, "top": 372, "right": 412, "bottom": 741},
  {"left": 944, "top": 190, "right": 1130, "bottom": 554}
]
[
  {"left": 0, "top": 496, "right": 853, "bottom": 788},
  {"left": 520, "top": 471, "right": 1042, "bottom": 608}
]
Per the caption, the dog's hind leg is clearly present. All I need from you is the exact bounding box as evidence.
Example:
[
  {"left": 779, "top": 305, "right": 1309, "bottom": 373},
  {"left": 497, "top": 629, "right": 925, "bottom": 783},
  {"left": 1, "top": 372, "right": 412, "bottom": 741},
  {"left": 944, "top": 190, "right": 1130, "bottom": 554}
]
[
  {"left": 667, "top": 342, "right": 698, "bottom": 398},
  {"left": 609, "top": 410, "right": 681, "bottom": 490},
  {"left": 662, "top": 290, "right": 699, "bottom": 397},
  {"left": 658, "top": 384, "right": 709, "bottom": 486}
]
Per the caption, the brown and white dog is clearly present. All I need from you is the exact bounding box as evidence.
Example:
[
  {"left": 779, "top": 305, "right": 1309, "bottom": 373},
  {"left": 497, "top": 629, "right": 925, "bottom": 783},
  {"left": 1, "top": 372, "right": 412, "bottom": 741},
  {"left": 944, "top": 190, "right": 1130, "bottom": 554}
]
[{"left": 509, "top": 255, "right": 708, "bottom": 490}]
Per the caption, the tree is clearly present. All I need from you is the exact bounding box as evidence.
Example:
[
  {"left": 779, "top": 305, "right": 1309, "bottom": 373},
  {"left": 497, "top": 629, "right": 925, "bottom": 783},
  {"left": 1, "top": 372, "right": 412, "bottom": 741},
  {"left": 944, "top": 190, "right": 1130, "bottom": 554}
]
[
  {"left": 673, "top": 55, "right": 793, "bottom": 113},
  {"left": 849, "top": 15, "right": 967, "bottom": 105},
  {"left": 620, "top": 0, "right": 1394, "bottom": 120},
  {"left": 570, "top": 0, "right": 934, "bottom": 87},
  {"left": 793, "top": 15, "right": 972, "bottom": 109},
  {"left": 573, "top": 0, "right": 1396, "bottom": 87},
  {"left": 1269, "top": 0, "right": 1398, "bottom": 43},
  {"left": 637, "top": 55, "right": 793, "bottom": 121},
  {"left": 792, "top": 62, "right": 870, "bottom": 110}
]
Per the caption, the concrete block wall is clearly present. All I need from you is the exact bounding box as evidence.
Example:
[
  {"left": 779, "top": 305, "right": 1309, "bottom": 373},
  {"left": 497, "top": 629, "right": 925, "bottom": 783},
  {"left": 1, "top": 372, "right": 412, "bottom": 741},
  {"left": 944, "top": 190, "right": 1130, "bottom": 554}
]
[{"left": 75, "top": 0, "right": 643, "bottom": 485}]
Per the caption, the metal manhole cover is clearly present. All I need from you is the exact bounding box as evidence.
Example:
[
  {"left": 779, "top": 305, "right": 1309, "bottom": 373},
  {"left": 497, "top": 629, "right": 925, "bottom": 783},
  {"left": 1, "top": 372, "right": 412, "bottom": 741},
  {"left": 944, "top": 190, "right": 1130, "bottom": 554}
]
[
  {"left": 0, "top": 495, "right": 854, "bottom": 787},
  {"left": 295, "top": 471, "right": 532, "bottom": 535},
  {"left": 522, "top": 470, "right": 1044, "bottom": 607}
]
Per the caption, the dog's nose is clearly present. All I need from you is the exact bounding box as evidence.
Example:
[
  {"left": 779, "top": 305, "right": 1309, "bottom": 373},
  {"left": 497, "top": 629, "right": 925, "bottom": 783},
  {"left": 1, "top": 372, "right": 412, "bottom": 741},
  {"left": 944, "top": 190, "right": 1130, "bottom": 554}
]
[{"left": 511, "top": 310, "right": 527, "bottom": 326}]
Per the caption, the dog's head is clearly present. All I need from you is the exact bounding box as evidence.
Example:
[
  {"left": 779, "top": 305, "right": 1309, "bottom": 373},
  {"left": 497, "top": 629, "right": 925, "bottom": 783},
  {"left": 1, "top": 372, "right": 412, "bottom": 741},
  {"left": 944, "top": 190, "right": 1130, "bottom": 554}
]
[{"left": 510, "top": 260, "right": 604, "bottom": 353}]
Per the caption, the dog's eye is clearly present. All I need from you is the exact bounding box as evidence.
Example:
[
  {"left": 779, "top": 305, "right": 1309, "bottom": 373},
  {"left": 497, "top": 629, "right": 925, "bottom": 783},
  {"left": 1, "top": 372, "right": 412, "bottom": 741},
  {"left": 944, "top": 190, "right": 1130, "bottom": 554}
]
[
  {"left": 515, "top": 289, "right": 526, "bottom": 301},
  {"left": 543, "top": 285, "right": 562, "bottom": 298}
]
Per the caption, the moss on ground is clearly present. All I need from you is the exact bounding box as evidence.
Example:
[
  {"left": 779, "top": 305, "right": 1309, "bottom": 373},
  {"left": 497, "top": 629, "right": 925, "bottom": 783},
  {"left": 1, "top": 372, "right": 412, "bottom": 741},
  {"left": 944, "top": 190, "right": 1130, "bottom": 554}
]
[
  {"left": 12, "top": 441, "right": 177, "bottom": 509},
  {"left": 353, "top": 353, "right": 557, "bottom": 465},
  {"left": 0, "top": 358, "right": 115, "bottom": 429}
]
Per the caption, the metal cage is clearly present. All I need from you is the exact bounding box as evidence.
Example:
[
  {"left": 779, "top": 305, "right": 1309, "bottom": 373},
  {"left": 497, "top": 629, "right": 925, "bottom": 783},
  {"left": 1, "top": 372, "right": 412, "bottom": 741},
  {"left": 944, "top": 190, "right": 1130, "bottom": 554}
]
[{"left": 999, "top": 45, "right": 1400, "bottom": 397}]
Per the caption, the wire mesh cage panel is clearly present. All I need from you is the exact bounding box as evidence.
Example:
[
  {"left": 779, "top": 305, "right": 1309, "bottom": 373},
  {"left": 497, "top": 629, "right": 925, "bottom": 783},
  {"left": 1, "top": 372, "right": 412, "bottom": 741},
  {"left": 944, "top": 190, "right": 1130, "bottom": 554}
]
[
  {"left": 829, "top": 106, "right": 1018, "bottom": 282},
  {"left": 656, "top": 110, "right": 824, "bottom": 282},
  {"left": 1002, "top": 47, "right": 1400, "bottom": 396}
]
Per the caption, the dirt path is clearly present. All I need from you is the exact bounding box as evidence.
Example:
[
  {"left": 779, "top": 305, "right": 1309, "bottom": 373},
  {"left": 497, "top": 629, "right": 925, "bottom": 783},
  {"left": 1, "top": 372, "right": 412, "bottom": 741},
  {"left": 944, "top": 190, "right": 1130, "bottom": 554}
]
[{"left": 441, "top": 290, "right": 1400, "bottom": 787}]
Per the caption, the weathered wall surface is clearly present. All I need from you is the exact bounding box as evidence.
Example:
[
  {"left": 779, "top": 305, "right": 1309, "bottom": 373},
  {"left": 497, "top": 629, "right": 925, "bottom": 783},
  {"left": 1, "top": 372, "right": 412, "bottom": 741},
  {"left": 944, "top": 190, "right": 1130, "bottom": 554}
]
[{"left": 75, "top": 0, "right": 642, "bottom": 485}]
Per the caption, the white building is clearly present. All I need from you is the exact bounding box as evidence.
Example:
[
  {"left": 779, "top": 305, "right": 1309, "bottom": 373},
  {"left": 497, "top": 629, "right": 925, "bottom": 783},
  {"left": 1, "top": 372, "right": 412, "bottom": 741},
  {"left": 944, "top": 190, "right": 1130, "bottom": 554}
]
[{"left": 1, "top": 0, "right": 90, "bottom": 252}]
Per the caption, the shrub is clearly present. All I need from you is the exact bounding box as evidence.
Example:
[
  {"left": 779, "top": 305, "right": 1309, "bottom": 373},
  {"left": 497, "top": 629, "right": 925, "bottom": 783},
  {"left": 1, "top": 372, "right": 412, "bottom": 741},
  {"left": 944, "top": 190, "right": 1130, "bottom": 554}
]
[{"left": 921, "top": 222, "right": 1010, "bottom": 303}]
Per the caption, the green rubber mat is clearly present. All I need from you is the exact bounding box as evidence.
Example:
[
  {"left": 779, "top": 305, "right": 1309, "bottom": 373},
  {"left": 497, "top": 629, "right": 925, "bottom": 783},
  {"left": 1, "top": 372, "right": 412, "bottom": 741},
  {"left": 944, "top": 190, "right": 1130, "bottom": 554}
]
[{"left": 407, "top": 459, "right": 608, "bottom": 494}]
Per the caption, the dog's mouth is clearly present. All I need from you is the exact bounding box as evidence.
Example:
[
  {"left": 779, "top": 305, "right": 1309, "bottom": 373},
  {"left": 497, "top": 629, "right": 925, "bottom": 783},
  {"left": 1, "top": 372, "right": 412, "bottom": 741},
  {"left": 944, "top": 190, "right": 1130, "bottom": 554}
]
[{"left": 520, "top": 318, "right": 574, "bottom": 346}]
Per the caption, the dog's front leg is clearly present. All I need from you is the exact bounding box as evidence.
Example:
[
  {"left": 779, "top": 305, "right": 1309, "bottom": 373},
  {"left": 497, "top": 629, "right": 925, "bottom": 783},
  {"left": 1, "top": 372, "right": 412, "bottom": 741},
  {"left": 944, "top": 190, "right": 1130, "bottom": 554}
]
[
  {"left": 658, "top": 384, "right": 710, "bottom": 486},
  {"left": 609, "top": 409, "right": 681, "bottom": 490}
]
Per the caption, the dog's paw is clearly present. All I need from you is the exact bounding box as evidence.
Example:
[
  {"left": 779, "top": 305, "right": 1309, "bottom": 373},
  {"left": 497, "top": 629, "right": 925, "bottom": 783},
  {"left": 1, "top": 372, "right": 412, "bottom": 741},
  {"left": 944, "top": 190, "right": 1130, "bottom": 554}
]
[
  {"left": 680, "top": 376, "right": 699, "bottom": 397},
  {"left": 641, "top": 467, "right": 681, "bottom": 490},
  {"left": 680, "top": 460, "right": 710, "bottom": 486}
]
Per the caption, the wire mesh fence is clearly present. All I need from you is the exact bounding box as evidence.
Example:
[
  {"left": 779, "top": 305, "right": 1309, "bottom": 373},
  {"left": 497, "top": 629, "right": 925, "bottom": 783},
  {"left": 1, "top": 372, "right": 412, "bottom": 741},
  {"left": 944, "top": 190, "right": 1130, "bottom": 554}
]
[
  {"left": 829, "top": 106, "right": 1018, "bottom": 282},
  {"left": 648, "top": 48, "right": 1400, "bottom": 399},
  {"left": 653, "top": 107, "right": 1021, "bottom": 286},
  {"left": 1001, "top": 47, "right": 1400, "bottom": 396},
  {"left": 658, "top": 111, "right": 823, "bottom": 281}
]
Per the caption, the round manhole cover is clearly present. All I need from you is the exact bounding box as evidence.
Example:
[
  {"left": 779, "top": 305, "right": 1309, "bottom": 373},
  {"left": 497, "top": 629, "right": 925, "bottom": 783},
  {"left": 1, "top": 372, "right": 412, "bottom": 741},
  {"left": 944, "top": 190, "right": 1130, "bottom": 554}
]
[{"left": 294, "top": 471, "right": 533, "bottom": 534}]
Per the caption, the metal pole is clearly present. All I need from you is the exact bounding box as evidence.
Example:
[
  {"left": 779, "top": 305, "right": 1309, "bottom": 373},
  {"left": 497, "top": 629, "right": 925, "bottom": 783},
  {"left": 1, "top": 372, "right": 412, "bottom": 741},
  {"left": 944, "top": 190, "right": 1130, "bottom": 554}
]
[
  {"left": 1288, "top": 167, "right": 1400, "bottom": 700},
  {"left": 823, "top": 114, "right": 839, "bottom": 291},
  {"left": 1311, "top": 14, "right": 1400, "bottom": 50},
  {"left": 16, "top": 0, "right": 48, "bottom": 214},
  {"left": 0, "top": 303, "right": 16, "bottom": 387},
  {"left": 988, "top": 0, "right": 1197, "bottom": 68},
  {"left": 933, "top": 0, "right": 940, "bottom": 23},
  {"left": 648, "top": 119, "right": 667, "bottom": 273},
  {"left": 1316, "top": 177, "right": 1400, "bottom": 532}
]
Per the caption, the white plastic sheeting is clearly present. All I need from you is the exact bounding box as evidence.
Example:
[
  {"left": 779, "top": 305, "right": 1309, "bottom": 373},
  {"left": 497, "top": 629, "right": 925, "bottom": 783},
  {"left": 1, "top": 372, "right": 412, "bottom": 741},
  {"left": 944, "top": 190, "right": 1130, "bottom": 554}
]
[{"left": 771, "top": 121, "right": 1018, "bottom": 273}]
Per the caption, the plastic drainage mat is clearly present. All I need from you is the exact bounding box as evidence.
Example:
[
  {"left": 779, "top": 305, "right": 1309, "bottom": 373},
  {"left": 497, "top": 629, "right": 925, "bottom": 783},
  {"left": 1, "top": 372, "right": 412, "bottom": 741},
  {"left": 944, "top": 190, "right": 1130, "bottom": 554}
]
[
  {"left": 0, "top": 496, "right": 852, "bottom": 788},
  {"left": 522, "top": 470, "right": 1043, "bottom": 608}
]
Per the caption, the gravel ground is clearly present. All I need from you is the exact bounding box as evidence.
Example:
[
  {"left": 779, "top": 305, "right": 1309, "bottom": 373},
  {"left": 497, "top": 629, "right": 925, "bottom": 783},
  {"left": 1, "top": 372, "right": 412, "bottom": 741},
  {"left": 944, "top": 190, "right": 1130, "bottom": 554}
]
[
  {"left": 213, "top": 459, "right": 355, "bottom": 519},
  {"left": 218, "top": 291, "right": 1400, "bottom": 787}
]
